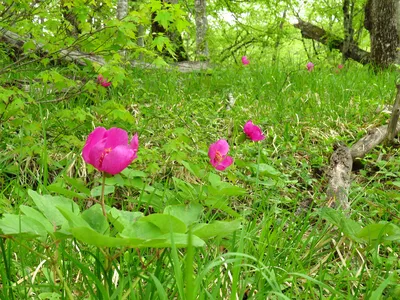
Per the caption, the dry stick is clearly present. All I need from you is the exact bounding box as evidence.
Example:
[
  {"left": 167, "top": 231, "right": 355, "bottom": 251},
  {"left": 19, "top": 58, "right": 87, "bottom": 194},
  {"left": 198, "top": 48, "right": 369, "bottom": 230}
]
[{"left": 386, "top": 84, "right": 400, "bottom": 144}]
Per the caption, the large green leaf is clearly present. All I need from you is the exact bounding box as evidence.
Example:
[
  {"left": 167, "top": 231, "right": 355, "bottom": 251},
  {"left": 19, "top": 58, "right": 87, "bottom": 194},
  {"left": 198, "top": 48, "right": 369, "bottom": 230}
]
[
  {"left": 0, "top": 214, "right": 47, "bottom": 240},
  {"left": 319, "top": 208, "right": 363, "bottom": 242},
  {"left": 57, "top": 207, "right": 91, "bottom": 229},
  {"left": 19, "top": 205, "right": 54, "bottom": 234},
  {"left": 163, "top": 203, "right": 203, "bottom": 226},
  {"left": 357, "top": 222, "right": 400, "bottom": 243},
  {"left": 70, "top": 227, "right": 144, "bottom": 248},
  {"left": 28, "top": 190, "right": 80, "bottom": 227},
  {"left": 90, "top": 185, "right": 115, "bottom": 197},
  {"left": 141, "top": 233, "right": 205, "bottom": 248},
  {"left": 121, "top": 221, "right": 163, "bottom": 240},
  {"left": 82, "top": 204, "right": 109, "bottom": 234},
  {"left": 193, "top": 219, "right": 242, "bottom": 240},
  {"left": 140, "top": 214, "right": 187, "bottom": 234},
  {"left": 108, "top": 207, "right": 143, "bottom": 232}
]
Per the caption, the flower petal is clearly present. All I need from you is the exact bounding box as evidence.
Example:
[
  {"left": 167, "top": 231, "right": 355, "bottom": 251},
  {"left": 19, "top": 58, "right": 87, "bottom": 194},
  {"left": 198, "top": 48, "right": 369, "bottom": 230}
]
[
  {"left": 130, "top": 133, "right": 139, "bottom": 152},
  {"left": 214, "top": 139, "right": 229, "bottom": 155},
  {"left": 82, "top": 127, "right": 107, "bottom": 164},
  {"left": 104, "top": 128, "right": 129, "bottom": 149},
  {"left": 244, "top": 120, "right": 265, "bottom": 141},
  {"left": 215, "top": 156, "right": 233, "bottom": 171},
  {"left": 88, "top": 139, "right": 107, "bottom": 169},
  {"left": 101, "top": 145, "right": 136, "bottom": 175}
]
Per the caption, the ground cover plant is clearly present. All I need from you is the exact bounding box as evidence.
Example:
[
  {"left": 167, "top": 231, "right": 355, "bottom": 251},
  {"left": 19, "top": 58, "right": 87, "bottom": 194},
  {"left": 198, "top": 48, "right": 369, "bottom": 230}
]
[{"left": 0, "top": 57, "right": 399, "bottom": 299}]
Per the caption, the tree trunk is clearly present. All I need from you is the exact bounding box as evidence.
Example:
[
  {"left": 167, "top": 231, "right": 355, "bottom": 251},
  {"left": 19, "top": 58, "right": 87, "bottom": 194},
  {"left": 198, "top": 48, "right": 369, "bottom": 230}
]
[
  {"left": 364, "top": 0, "right": 400, "bottom": 69},
  {"left": 272, "top": 9, "right": 287, "bottom": 62},
  {"left": 117, "top": 0, "right": 129, "bottom": 20},
  {"left": 195, "top": 0, "right": 209, "bottom": 60},
  {"left": 342, "top": 0, "right": 354, "bottom": 64}
]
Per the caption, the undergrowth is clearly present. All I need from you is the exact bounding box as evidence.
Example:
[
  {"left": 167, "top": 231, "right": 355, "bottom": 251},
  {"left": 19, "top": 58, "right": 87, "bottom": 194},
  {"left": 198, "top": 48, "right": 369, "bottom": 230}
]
[{"left": 0, "top": 60, "right": 399, "bottom": 299}]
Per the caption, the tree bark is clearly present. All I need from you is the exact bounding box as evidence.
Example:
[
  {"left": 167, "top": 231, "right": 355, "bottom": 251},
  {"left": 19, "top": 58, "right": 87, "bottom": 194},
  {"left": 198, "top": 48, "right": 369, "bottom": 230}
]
[
  {"left": 294, "top": 18, "right": 370, "bottom": 64},
  {"left": 364, "top": 0, "right": 400, "bottom": 69},
  {"left": 272, "top": 9, "right": 287, "bottom": 62},
  {"left": 117, "top": 0, "right": 129, "bottom": 20},
  {"left": 326, "top": 144, "right": 352, "bottom": 210},
  {"left": 342, "top": 0, "right": 354, "bottom": 64},
  {"left": 386, "top": 84, "right": 400, "bottom": 143},
  {"left": 195, "top": 0, "right": 209, "bottom": 60}
]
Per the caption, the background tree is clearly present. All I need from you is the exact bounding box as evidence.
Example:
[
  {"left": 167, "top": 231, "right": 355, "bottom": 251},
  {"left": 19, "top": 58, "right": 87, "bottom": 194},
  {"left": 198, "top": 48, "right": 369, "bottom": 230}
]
[
  {"left": 364, "top": 0, "right": 400, "bottom": 69},
  {"left": 195, "top": 0, "right": 209, "bottom": 60}
]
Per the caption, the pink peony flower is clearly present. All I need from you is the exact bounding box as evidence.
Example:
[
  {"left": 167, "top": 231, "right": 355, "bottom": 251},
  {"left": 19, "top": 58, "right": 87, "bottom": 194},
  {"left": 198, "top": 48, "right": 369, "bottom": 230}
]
[
  {"left": 241, "top": 56, "right": 250, "bottom": 65},
  {"left": 338, "top": 64, "right": 344, "bottom": 69},
  {"left": 82, "top": 127, "right": 138, "bottom": 175},
  {"left": 306, "top": 62, "right": 314, "bottom": 72},
  {"left": 243, "top": 120, "right": 265, "bottom": 141},
  {"left": 208, "top": 139, "right": 233, "bottom": 171},
  {"left": 97, "top": 74, "right": 111, "bottom": 87}
]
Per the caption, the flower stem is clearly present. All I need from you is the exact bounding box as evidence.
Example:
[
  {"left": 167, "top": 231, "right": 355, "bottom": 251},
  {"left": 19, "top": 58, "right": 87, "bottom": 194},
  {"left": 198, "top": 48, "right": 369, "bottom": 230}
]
[
  {"left": 100, "top": 172, "right": 107, "bottom": 219},
  {"left": 255, "top": 142, "right": 261, "bottom": 188}
]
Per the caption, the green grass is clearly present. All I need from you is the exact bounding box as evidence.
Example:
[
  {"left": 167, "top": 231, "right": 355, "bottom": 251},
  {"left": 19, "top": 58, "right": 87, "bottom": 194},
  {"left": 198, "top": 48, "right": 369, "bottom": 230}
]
[{"left": 0, "top": 60, "right": 399, "bottom": 299}]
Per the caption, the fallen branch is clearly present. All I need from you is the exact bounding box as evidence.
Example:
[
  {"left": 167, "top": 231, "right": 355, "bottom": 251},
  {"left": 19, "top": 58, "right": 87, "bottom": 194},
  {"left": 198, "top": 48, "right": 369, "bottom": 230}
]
[
  {"left": 326, "top": 144, "right": 352, "bottom": 210},
  {"left": 293, "top": 18, "right": 370, "bottom": 65},
  {"left": 386, "top": 84, "right": 400, "bottom": 143},
  {"left": 326, "top": 84, "right": 400, "bottom": 211}
]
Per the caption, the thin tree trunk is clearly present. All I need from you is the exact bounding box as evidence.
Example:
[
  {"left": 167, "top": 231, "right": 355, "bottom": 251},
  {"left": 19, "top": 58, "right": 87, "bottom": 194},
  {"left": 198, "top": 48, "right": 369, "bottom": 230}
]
[
  {"left": 195, "top": 0, "right": 209, "bottom": 60},
  {"left": 117, "top": 0, "right": 129, "bottom": 20},
  {"left": 342, "top": 0, "right": 354, "bottom": 64},
  {"left": 272, "top": 9, "right": 287, "bottom": 62}
]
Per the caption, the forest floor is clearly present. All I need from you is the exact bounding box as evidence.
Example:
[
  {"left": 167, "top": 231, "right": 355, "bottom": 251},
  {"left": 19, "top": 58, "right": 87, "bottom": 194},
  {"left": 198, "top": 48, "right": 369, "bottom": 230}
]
[{"left": 0, "top": 61, "right": 399, "bottom": 299}]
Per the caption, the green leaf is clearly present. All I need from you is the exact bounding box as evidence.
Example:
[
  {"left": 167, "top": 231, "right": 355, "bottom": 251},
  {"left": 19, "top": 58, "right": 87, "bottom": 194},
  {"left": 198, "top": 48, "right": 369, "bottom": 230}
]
[
  {"left": 70, "top": 227, "right": 144, "bottom": 248},
  {"left": 193, "top": 219, "right": 242, "bottom": 240},
  {"left": 23, "top": 40, "right": 36, "bottom": 52},
  {"left": 164, "top": 203, "right": 203, "bottom": 226},
  {"left": 0, "top": 214, "right": 47, "bottom": 240},
  {"left": 28, "top": 190, "right": 80, "bottom": 227},
  {"left": 357, "top": 222, "right": 400, "bottom": 243},
  {"left": 154, "top": 10, "right": 173, "bottom": 29},
  {"left": 20, "top": 205, "right": 54, "bottom": 234},
  {"left": 319, "top": 208, "right": 363, "bottom": 242},
  {"left": 152, "top": 36, "right": 170, "bottom": 52},
  {"left": 90, "top": 185, "right": 115, "bottom": 197},
  {"left": 57, "top": 207, "right": 91, "bottom": 229},
  {"left": 180, "top": 161, "right": 206, "bottom": 178},
  {"left": 141, "top": 233, "right": 205, "bottom": 248},
  {"left": 140, "top": 214, "right": 187, "bottom": 234},
  {"left": 257, "top": 164, "right": 281, "bottom": 177},
  {"left": 108, "top": 207, "right": 143, "bottom": 232},
  {"left": 82, "top": 204, "right": 109, "bottom": 234},
  {"left": 121, "top": 169, "right": 147, "bottom": 178},
  {"left": 121, "top": 221, "right": 163, "bottom": 239},
  {"left": 204, "top": 198, "right": 241, "bottom": 218},
  {"left": 63, "top": 176, "right": 91, "bottom": 195}
]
